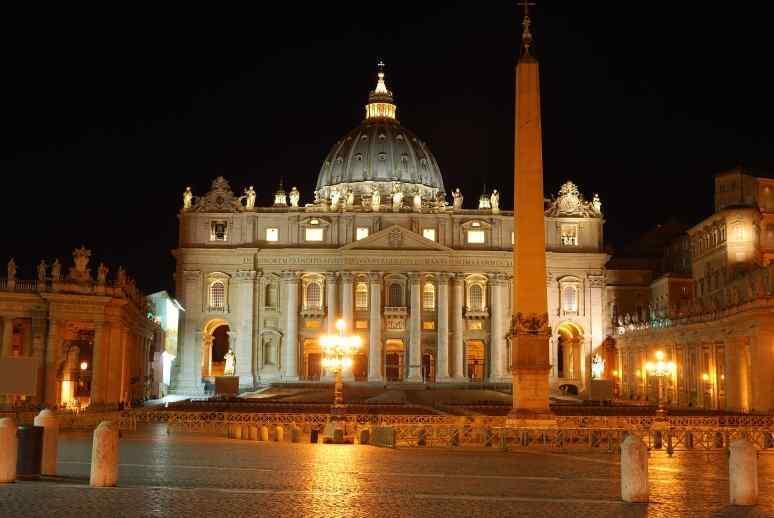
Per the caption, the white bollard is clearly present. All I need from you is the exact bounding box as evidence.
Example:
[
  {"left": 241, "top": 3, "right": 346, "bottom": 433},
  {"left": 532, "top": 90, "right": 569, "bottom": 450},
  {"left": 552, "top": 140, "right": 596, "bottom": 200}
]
[
  {"left": 249, "top": 426, "right": 258, "bottom": 441},
  {"left": 729, "top": 439, "right": 758, "bottom": 506},
  {"left": 233, "top": 425, "right": 243, "bottom": 440},
  {"left": 260, "top": 426, "right": 269, "bottom": 441},
  {"left": 0, "top": 418, "right": 17, "bottom": 483},
  {"left": 90, "top": 421, "right": 119, "bottom": 487},
  {"left": 275, "top": 426, "right": 285, "bottom": 442},
  {"left": 34, "top": 409, "right": 59, "bottom": 476},
  {"left": 291, "top": 425, "right": 302, "bottom": 443},
  {"left": 620, "top": 434, "right": 649, "bottom": 503}
]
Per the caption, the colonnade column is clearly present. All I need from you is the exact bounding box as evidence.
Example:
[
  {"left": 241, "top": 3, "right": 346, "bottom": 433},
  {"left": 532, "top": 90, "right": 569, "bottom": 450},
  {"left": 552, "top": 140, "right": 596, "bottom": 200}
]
[
  {"left": 31, "top": 318, "right": 46, "bottom": 403},
  {"left": 407, "top": 272, "right": 422, "bottom": 382},
  {"left": 368, "top": 272, "right": 383, "bottom": 382},
  {"left": 90, "top": 322, "right": 106, "bottom": 406},
  {"left": 233, "top": 270, "right": 256, "bottom": 388},
  {"left": 0, "top": 317, "right": 13, "bottom": 357},
  {"left": 43, "top": 319, "right": 61, "bottom": 406},
  {"left": 436, "top": 273, "right": 451, "bottom": 381},
  {"left": 282, "top": 271, "right": 299, "bottom": 381},
  {"left": 340, "top": 273, "right": 353, "bottom": 328},
  {"left": 451, "top": 274, "right": 466, "bottom": 380},
  {"left": 325, "top": 272, "right": 338, "bottom": 334},
  {"left": 488, "top": 272, "right": 506, "bottom": 382}
]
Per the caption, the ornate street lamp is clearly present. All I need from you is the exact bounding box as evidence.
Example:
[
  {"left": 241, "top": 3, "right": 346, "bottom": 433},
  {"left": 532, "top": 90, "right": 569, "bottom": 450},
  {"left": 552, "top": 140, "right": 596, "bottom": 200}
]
[
  {"left": 645, "top": 350, "right": 676, "bottom": 415},
  {"left": 320, "top": 319, "right": 362, "bottom": 413}
]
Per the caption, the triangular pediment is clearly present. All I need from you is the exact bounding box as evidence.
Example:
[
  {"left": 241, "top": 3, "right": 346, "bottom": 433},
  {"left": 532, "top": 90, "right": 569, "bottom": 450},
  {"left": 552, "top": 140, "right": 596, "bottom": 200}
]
[{"left": 339, "top": 224, "right": 452, "bottom": 252}]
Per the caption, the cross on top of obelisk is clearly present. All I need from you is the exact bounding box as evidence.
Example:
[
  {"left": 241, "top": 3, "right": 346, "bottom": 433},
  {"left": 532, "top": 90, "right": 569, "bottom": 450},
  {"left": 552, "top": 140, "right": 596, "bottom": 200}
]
[{"left": 517, "top": 0, "right": 536, "bottom": 55}]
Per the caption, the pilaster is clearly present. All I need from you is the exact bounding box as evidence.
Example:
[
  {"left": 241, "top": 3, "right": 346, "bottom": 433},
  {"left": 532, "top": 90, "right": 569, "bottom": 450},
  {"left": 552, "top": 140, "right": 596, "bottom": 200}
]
[
  {"left": 451, "top": 274, "right": 466, "bottom": 380},
  {"left": 407, "top": 272, "right": 422, "bottom": 382},
  {"left": 368, "top": 272, "right": 383, "bottom": 381},
  {"left": 435, "top": 272, "right": 451, "bottom": 381},
  {"left": 282, "top": 271, "right": 299, "bottom": 381}
]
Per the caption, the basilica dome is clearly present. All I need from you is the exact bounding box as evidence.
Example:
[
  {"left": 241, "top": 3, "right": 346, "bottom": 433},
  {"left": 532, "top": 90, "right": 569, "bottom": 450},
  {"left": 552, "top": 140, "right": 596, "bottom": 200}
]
[{"left": 315, "top": 65, "right": 445, "bottom": 201}]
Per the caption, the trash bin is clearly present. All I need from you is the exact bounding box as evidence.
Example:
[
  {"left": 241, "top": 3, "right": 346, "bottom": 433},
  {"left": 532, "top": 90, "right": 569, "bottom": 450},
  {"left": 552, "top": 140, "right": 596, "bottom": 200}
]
[
  {"left": 310, "top": 429, "right": 319, "bottom": 444},
  {"left": 17, "top": 425, "right": 44, "bottom": 480}
]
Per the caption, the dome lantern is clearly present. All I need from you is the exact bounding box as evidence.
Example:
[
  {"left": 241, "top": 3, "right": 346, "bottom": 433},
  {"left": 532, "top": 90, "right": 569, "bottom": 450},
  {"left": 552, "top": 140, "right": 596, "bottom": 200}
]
[{"left": 365, "top": 61, "right": 397, "bottom": 121}]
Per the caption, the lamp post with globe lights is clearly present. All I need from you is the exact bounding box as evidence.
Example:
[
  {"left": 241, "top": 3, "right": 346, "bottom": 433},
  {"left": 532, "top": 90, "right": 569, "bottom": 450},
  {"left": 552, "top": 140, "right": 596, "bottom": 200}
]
[
  {"left": 645, "top": 350, "right": 676, "bottom": 415},
  {"left": 320, "top": 319, "right": 362, "bottom": 414}
]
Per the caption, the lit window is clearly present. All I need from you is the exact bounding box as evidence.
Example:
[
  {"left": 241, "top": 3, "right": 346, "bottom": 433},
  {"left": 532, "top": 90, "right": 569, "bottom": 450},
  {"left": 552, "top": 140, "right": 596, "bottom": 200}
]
[
  {"left": 265, "top": 228, "right": 279, "bottom": 242},
  {"left": 562, "top": 285, "right": 578, "bottom": 312},
  {"left": 422, "top": 282, "right": 435, "bottom": 310},
  {"left": 422, "top": 228, "right": 436, "bottom": 241},
  {"left": 356, "top": 227, "right": 369, "bottom": 240},
  {"left": 210, "top": 221, "right": 228, "bottom": 241},
  {"left": 209, "top": 282, "right": 225, "bottom": 310},
  {"left": 511, "top": 232, "right": 514, "bottom": 245},
  {"left": 423, "top": 321, "right": 435, "bottom": 330},
  {"left": 305, "top": 282, "right": 322, "bottom": 310},
  {"left": 355, "top": 320, "right": 368, "bottom": 329},
  {"left": 305, "top": 228, "right": 324, "bottom": 241},
  {"left": 355, "top": 283, "right": 369, "bottom": 309},
  {"left": 469, "top": 284, "right": 484, "bottom": 311},
  {"left": 389, "top": 283, "right": 403, "bottom": 306},
  {"left": 467, "top": 320, "right": 483, "bottom": 331},
  {"left": 467, "top": 230, "right": 485, "bottom": 244},
  {"left": 305, "top": 319, "right": 321, "bottom": 329},
  {"left": 560, "top": 224, "right": 578, "bottom": 246}
]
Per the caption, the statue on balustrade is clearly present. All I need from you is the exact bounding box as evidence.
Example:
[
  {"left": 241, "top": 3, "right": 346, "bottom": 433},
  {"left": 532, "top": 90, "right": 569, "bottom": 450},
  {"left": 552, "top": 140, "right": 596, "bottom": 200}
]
[
  {"left": 183, "top": 186, "right": 193, "bottom": 209},
  {"left": 37, "top": 260, "right": 46, "bottom": 282},
  {"left": 289, "top": 186, "right": 300, "bottom": 207},
  {"left": 51, "top": 259, "right": 61, "bottom": 281},
  {"left": 371, "top": 185, "right": 381, "bottom": 212},
  {"left": 452, "top": 188, "right": 463, "bottom": 209},
  {"left": 97, "top": 263, "right": 109, "bottom": 284},
  {"left": 243, "top": 186, "right": 256, "bottom": 209},
  {"left": 490, "top": 189, "right": 500, "bottom": 211}
]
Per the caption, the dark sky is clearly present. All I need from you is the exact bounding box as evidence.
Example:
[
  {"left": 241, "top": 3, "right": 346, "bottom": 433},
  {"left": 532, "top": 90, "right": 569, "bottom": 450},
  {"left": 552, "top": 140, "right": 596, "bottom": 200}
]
[{"left": 2, "top": 3, "right": 773, "bottom": 294}]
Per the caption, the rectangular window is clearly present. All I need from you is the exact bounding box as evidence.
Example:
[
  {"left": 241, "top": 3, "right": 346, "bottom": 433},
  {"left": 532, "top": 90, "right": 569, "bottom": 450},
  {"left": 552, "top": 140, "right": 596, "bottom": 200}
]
[
  {"left": 560, "top": 224, "right": 578, "bottom": 246},
  {"left": 265, "top": 228, "right": 279, "bottom": 242},
  {"left": 355, "top": 320, "right": 368, "bottom": 329},
  {"left": 422, "top": 228, "right": 436, "bottom": 241},
  {"left": 467, "top": 320, "right": 483, "bottom": 331},
  {"left": 305, "top": 319, "right": 322, "bottom": 329},
  {"left": 422, "top": 321, "right": 435, "bottom": 330},
  {"left": 356, "top": 227, "right": 369, "bottom": 240},
  {"left": 467, "top": 230, "right": 485, "bottom": 244},
  {"left": 305, "top": 228, "right": 324, "bottom": 242}
]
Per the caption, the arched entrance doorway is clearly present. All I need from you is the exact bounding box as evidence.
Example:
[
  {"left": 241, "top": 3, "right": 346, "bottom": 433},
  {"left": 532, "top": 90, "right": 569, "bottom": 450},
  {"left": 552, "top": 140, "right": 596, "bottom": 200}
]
[
  {"left": 202, "top": 319, "right": 230, "bottom": 379},
  {"left": 465, "top": 340, "right": 485, "bottom": 382},
  {"left": 557, "top": 322, "right": 583, "bottom": 380},
  {"left": 303, "top": 339, "right": 321, "bottom": 381},
  {"left": 384, "top": 339, "right": 405, "bottom": 382}
]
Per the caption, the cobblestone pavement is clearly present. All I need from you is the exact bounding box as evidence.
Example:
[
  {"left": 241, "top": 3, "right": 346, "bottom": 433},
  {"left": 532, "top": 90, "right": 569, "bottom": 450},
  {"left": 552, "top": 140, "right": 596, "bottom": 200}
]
[{"left": 0, "top": 424, "right": 771, "bottom": 517}]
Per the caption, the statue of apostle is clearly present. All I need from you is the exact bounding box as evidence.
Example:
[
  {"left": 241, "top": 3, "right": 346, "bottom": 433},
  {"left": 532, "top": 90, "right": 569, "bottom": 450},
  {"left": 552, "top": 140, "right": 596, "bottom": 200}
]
[
  {"left": 183, "top": 186, "right": 193, "bottom": 209},
  {"left": 452, "top": 188, "right": 463, "bottom": 210},
  {"left": 244, "top": 186, "right": 256, "bottom": 209},
  {"left": 289, "top": 186, "right": 301, "bottom": 208},
  {"left": 223, "top": 349, "right": 236, "bottom": 376}
]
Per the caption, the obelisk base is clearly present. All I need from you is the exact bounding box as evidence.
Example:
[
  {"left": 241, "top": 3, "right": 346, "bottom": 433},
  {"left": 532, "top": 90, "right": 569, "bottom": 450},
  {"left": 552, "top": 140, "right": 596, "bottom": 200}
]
[{"left": 507, "top": 366, "right": 555, "bottom": 428}]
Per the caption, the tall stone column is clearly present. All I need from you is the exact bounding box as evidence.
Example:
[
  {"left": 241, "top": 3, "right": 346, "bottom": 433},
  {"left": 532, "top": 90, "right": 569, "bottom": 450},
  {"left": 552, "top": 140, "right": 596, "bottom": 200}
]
[
  {"left": 341, "top": 272, "right": 354, "bottom": 328},
  {"left": 31, "top": 318, "right": 46, "bottom": 403},
  {"left": 325, "top": 272, "right": 338, "bottom": 334},
  {"left": 233, "top": 270, "right": 256, "bottom": 388},
  {"left": 451, "top": 274, "right": 466, "bottom": 380},
  {"left": 1, "top": 317, "right": 13, "bottom": 358},
  {"left": 90, "top": 322, "right": 107, "bottom": 406},
  {"left": 173, "top": 270, "right": 203, "bottom": 395},
  {"left": 368, "top": 272, "right": 383, "bottom": 382},
  {"left": 436, "top": 273, "right": 451, "bottom": 381},
  {"left": 488, "top": 273, "right": 507, "bottom": 382},
  {"left": 282, "top": 271, "right": 299, "bottom": 381},
  {"left": 407, "top": 272, "right": 422, "bottom": 382},
  {"left": 509, "top": 8, "right": 552, "bottom": 422},
  {"left": 44, "top": 319, "right": 61, "bottom": 406}
]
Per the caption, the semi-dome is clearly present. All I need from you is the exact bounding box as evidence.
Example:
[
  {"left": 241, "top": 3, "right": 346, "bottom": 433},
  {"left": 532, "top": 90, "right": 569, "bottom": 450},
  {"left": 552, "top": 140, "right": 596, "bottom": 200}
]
[{"left": 315, "top": 64, "right": 445, "bottom": 202}]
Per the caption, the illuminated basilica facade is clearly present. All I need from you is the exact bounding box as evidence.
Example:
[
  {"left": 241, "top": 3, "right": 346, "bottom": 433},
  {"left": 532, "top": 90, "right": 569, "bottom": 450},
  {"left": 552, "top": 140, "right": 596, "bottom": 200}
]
[{"left": 171, "top": 67, "right": 608, "bottom": 394}]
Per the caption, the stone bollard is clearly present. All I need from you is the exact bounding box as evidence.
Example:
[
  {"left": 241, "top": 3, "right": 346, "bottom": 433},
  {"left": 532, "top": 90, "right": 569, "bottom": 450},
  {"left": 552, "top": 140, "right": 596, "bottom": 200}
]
[
  {"left": 291, "top": 425, "right": 302, "bottom": 443},
  {"left": 90, "top": 421, "right": 119, "bottom": 487},
  {"left": 0, "top": 418, "right": 17, "bottom": 483},
  {"left": 260, "top": 426, "right": 269, "bottom": 441},
  {"left": 275, "top": 426, "right": 285, "bottom": 442},
  {"left": 729, "top": 439, "right": 758, "bottom": 506},
  {"left": 34, "top": 409, "right": 59, "bottom": 476},
  {"left": 620, "top": 435, "right": 649, "bottom": 503},
  {"left": 249, "top": 426, "right": 258, "bottom": 441},
  {"left": 234, "top": 425, "right": 243, "bottom": 440}
]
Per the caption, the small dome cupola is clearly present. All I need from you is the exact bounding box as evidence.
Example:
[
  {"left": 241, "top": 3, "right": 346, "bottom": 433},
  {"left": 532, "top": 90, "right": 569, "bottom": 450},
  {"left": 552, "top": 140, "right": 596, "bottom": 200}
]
[{"left": 365, "top": 61, "right": 397, "bottom": 121}]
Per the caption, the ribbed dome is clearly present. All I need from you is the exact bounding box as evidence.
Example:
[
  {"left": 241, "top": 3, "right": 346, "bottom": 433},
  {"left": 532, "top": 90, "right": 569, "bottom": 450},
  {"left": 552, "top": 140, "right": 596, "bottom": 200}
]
[{"left": 315, "top": 64, "right": 445, "bottom": 201}]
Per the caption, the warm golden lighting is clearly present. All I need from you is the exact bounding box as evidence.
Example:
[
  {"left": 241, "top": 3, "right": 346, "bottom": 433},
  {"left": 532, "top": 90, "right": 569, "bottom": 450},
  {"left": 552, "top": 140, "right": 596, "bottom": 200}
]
[
  {"left": 80, "top": 361, "right": 88, "bottom": 371},
  {"left": 655, "top": 350, "right": 665, "bottom": 361},
  {"left": 319, "top": 320, "right": 362, "bottom": 408},
  {"left": 335, "top": 318, "right": 346, "bottom": 332},
  {"left": 702, "top": 373, "right": 710, "bottom": 381},
  {"left": 612, "top": 369, "right": 619, "bottom": 377}
]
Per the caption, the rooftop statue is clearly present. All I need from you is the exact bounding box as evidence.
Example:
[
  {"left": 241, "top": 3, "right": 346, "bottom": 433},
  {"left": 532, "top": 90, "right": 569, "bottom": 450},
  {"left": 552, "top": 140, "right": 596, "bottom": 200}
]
[
  {"left": 68, "top": 246, "right": 92, "bottom": 282},
  {"left": 592, "top": 193, "right": 602, "bottom": 216},
  {"left": 452, "top": 188, "right": 463, "bottom": 210},
  {"left": 7, "top": 258, "right": 16, "bottom": 281},
  {"left": 183, "top": 186, "right": 193, "bottom": 209},
  {"left": 490, "top": 189, "right": 500, "bottom": 212},
  {"left": 51, "top": 259, "right": 61, "bottom": 281},
  {"left": 412, "top": 191, "right": 422, "bottom": 212},
  {"left": 97, "top": 263, "right": 109, "bottom": 284},
  {"left": 37, "top": 260, "right": 47, "bottom": 282},
  {"left": 243, "top": 186, "right": 256, "bottom": 209},
  {"left": 330, "top": 188, "right": 341, "bottom": 210},
  {"left": 391, "top": 182, "right": 403, "bottom": 211},
  {"left": 545, "top": 181, "right": 602, "bottom": 218},
  {"left": 345, "top": 188, "right": 354, "bottom": 209},
  {"left": 289, "top": 186, "right": 300, "bottom": 208}
]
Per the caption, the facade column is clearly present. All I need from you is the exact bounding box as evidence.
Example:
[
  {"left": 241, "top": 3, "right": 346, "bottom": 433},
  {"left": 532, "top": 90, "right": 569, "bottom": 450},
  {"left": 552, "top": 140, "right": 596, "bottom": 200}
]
[
  {"left": 750, "top": 330, "right": 773, "bottom": 413},
  {"left": 488, "top": 273, "right": 507, "bottom": 382},
  {"left": 282, "top": 271, "right": 299, "bottom": 381},
  {"left": 436, "top": 273, "right": 451, "bottom": 381},
  {"left": 233, "top": 270, "right": 256, "bottom": 388},
  {"left": 341, "top": 272, "right": 354, "bottom": 328},
  {"left": 407, "top": 272, "right": 422, "bottom": 382},
  {"left": 173, "top": 270, "right": 203, "bottom": 395},
  {"left": 90, "top": 322, "right": 107, "bottom": 406},
  {"left": 31, "top": 318, "right": 47, "bottom": 403},
  {"left": 368, "top": 272, "right": 383, "bottom": 382},
  {"left": 43, "top": 319, "right": 61, "bottom": 406},
  {"left": 1, "top": 317, "right": 13, "bottom": 358},
  {"left": 451, "top": 274, "right": 466, "bottom": 380},
  {"left": 325, "top": 272, "right": 338, "bottom": 334}
]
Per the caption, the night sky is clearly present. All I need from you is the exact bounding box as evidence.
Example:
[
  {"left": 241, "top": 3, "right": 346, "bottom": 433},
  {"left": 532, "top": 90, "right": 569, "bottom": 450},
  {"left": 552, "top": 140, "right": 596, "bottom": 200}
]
[{"left": 3, "top": 3, "right": 773, "bottom": 294}]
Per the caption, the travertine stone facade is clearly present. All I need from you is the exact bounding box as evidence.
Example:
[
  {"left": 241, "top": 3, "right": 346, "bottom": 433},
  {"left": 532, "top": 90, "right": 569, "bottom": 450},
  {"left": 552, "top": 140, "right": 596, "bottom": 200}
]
[{"left": 0, "top": 248, "right": 160, "bottom": 408}]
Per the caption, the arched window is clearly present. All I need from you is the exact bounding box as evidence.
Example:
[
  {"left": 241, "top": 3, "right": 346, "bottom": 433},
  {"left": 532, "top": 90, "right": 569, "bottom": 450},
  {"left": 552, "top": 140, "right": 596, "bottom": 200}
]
[
  {"left": 388, "top": 283, "right": 403, "bottom": 307},
  {"left": 305, "top": 282, "right": 322, "bottom": 310},
  {"left": 469, "top": 284, "right": 484, "bottom": 311},
  {"left": 209, "top": 281, "right": 225, "bottom": 310},
  {"left": 422, "top": 282, "right": 435, "bottom": 310},
  {"left": 265, "top": 283, "right": 277, "bottom": 308},
  {"left": 562, "top": 285, "right": 578, "bottom": 313},
  {"left": 355, "top": 282, "right": 369, "bottom": 310}
]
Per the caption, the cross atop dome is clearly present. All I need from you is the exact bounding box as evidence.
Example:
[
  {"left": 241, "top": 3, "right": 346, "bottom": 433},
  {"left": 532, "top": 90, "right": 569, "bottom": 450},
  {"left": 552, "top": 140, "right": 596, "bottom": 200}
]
[{"left": 366, "top": 60, "right": 396, "bottom": 120}]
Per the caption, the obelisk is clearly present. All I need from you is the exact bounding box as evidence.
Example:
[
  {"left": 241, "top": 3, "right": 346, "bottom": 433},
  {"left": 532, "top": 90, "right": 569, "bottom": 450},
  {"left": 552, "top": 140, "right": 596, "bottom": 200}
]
[{"left": 509, "top": 3, "right": 553, "bottom": 425}]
